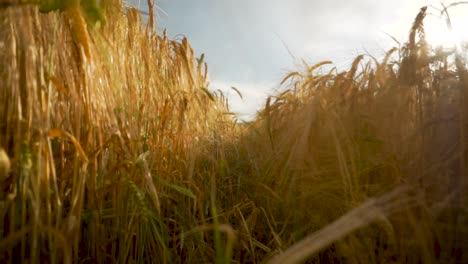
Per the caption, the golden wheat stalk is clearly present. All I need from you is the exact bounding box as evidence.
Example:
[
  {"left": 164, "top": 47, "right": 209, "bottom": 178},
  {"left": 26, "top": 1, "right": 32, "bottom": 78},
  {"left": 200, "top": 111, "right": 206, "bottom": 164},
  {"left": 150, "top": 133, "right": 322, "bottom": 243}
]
[{"left": 64, "top": 1, "right": 91, "bottom": 61}]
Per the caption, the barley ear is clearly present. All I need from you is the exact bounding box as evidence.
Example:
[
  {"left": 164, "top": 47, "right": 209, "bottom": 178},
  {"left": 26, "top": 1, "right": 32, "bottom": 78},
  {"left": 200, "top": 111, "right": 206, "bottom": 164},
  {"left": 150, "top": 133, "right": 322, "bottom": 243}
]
[
  {"left": 0, "top": 149, "right": 11, "bottom": 183},
  {"left": 66, "top": 4, "right": 91, "bottom": 60}
]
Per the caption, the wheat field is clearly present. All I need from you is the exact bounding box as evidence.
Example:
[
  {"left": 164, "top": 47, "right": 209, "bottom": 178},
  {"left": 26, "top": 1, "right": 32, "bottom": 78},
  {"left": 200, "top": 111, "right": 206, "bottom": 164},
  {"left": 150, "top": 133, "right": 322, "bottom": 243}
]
[{"left": 0, "top": 1, "right": 467, "bottom": 263}]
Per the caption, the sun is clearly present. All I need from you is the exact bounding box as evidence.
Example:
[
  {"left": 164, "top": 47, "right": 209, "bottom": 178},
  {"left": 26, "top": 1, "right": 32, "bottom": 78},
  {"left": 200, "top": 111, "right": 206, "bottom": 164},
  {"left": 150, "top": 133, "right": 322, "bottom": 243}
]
[{"left": 424, "top": 2, "right": 468, "bottom": 49}]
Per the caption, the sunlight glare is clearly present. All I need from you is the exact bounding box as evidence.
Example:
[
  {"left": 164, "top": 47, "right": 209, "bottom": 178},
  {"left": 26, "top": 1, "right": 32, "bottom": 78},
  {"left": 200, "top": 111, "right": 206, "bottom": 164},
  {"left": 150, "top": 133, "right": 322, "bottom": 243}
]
[{"left": 424, "top": 3, "right": 468, "bottom": 50}]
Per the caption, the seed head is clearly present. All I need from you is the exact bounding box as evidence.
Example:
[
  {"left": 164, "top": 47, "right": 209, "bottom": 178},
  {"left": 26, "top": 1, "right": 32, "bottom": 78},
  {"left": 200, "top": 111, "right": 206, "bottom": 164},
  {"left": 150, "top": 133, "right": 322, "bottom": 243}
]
[{"left": 0, "top": 148, "right": 11, "bottom": 182}]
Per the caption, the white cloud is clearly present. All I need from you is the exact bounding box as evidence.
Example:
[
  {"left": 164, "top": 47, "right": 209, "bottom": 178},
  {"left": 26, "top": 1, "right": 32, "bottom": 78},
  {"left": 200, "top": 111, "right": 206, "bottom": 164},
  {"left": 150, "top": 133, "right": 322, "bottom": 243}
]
[
  {"left": 210, "top": 80, "right": 277, "bottom": 121},
  {"left": 127, "top": 0, "right": 468, "bottom": 121}
]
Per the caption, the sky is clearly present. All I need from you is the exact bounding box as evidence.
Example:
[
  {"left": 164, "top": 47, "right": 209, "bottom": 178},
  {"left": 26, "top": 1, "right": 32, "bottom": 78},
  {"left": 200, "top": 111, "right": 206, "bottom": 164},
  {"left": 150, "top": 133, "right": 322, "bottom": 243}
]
[{"left": 126, "top": 0, "right": 468, "bottom": 120}]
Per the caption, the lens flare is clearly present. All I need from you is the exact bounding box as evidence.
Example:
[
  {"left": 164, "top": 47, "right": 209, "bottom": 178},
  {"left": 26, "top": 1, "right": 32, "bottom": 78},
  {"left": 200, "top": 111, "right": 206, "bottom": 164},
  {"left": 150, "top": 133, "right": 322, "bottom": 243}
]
[{"left": 424, "top": 4, "right": 468, "bottom": 49}]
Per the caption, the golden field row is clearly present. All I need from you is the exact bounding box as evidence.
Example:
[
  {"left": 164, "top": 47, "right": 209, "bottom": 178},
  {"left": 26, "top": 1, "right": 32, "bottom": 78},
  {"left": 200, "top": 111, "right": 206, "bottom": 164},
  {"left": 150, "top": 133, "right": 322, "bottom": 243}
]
[{"left": 0, "top": 1, "right": 467, "bottom": 263}]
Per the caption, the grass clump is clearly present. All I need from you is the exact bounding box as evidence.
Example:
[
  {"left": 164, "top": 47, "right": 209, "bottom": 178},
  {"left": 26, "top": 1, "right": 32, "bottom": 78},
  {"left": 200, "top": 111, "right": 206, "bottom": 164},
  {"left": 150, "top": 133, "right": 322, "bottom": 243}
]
[{"left": 0, "top": 2, "right": 467, "bottom": 263}]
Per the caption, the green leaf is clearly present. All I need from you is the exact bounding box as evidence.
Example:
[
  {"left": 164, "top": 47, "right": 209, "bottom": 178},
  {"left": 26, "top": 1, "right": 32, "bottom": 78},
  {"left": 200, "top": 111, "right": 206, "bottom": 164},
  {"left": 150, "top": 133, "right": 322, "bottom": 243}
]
[
  {"left": 80, "top": 0, "right": 105, "bottom": 25},
  {"left": 37, "top": 0, "right": 105, "bottom": 25},
  {"left": 154, "top": 177, "right": 196, "bottom": 199},
  {"left": 38, "top": 0, "right": 64, "bottom": 13}
]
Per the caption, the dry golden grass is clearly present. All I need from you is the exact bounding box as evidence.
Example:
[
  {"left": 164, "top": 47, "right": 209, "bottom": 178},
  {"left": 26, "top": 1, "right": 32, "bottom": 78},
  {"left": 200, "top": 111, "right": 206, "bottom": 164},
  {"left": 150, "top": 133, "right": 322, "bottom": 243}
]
[
  {"left": 0, "top": 1, "right": 234, "bottom": 263},
  {"left": 0, "top": 2, "right": 467, "bottom": 264},
  {"left": 250, "top": 7, "right": 468, "bottom": 263}
]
